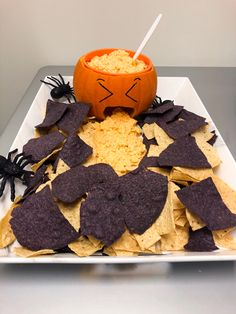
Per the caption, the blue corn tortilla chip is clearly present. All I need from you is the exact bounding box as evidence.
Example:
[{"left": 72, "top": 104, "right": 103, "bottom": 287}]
[
  {"left": 160, "top": 118, "right": 207, "bottom": 139},
  {"left": 157, "top": 135, "right": 211, "bottom": 168},
  {"left": 10, "top": 186, "right": 79, "bottom": 250},
  {"left": 23, "top": 131, "right": 65, "bottom": 162},
  {"left": 35, "top": 99, "right": 68, "bottom": 129},
  {"left": 52, "top": 163, "right": 118, "bottom": 203},
  {"left": 57, "top": 102, "right": 90, "bottom": 134},
  {"left": 158, "top": 108, "right": 207, "bottom": 139},
  {"left": 119, "top": 168, "right": 168, "bottom": 234},
  {"left": 80, "top": 182, "right": 125, "bottom": 246},
  {"left": 178, "top": 109, "right": 205, "bottom": 121},
  {"left": 176, "top": 177, "right": 236, "bottom": 230},
  {"left": 143, "top": 100, "right": 174, "bottom": 115},
  {"left": 23, "top": 164, "right": 49, "bottom": 198},
  {"left": 144, "top": 105, "right": 184, "bottom": 125},
  {"left": 139, "top": 156, "right": 160, "bottom": 168},
  {"left": 55, "top": 134, "right": 92, "bottom": 169},
  {"left": 184, "top": 227, "right": 218, "bottom": 252},
  {"left": 207, "top": 131, "right": 218, "bottom": 146},
  {"left": 142, "top": 135, "right": 157, "bottom": 150}
]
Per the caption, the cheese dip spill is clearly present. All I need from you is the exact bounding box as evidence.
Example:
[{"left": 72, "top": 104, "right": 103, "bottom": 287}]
[{"left": 87, "top": 49, "right": 147, "bottom": 74}]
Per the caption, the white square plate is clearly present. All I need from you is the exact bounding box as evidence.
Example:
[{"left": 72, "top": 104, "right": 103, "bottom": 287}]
[{"left": 1, "top": 76, "right": 236, "bottom": 263}]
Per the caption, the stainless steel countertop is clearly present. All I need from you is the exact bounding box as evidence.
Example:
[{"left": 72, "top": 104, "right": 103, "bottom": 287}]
[{"left": 0, "top": 66, "right": 236, "bottom": 314}]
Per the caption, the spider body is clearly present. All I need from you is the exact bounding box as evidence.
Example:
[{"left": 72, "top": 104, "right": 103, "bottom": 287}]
[
  {"left": 40, "top": 74, "right": 76, "bottom": 103},
  {"left": 0, "top": 149, "right": 33, "bottom": 202}
]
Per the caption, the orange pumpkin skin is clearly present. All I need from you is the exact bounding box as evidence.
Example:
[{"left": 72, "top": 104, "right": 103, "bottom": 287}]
[{"left": 73, "top": 48, "right": 157, "bottom": 120}]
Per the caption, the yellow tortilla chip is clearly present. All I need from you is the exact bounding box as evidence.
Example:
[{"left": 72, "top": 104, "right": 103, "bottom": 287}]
[
  {"left": 87, "top": 235, "right": 102, "bottom": 247},
  {"left": 134, "top": 227, "right": 161, "bottom": 251},
  {"left": 0, "top": 198, "right": 21, "bottom": 249},
  {"left": 148, "top": 144, "right": 168, "bottom": 158},
  {"left": 147, "top": 124, "right": 173, "bottom": 158},
  {"left": 196, "top": 138, "right": 221, "bottom": 168},
  {"left": 213, "top": 232, "right": 236, "bottom": 250},
  {"left": 185, "top": 208, "right": 206, "bottom": 231},
  {"left": 192, "top": 124, "right": 213, "bottom": 142},
  {"left": 113, "top": 250, "right": 139, "bottom": 256},
  {"left": 153, "top": 182, "right": 175, "bottom": 235},
  {"left": 161, "top": 226, "right": 189, "bottom": 251},
  {"left": 211, "top": 175, "right": 236, "bottom": 214},
  {"left": 170, "top": 182, "right": 185, "bottom": 209},
  {"left": 148, "top": 166, "right": 170, "bottom": 178},
  {"left": 170, "top": 167, "right": 213, "bottom": 183},
  {"left": 13, "top": 247, "right": 55, "bottom": 257},
  {"left": 103, "top": 247, "right": 117, "bottom": 256},
  {"left": 77, "top": 121, "right": 98, "bottom": 166},
  {"left": 153, "top": 123, "right": 174, "bottom": 148},
  {"left": 68, "top": 236, "right": 104, "bottom": 257},
  {"left": 57, "top": 199, "right": 82, "bottom": 231},
  {"left": 142, "top": 242, "right": 161, "bottom": 254},
  {"left": 78, "top": 120, "right": 99, "bottom": 147},
  {"left": 142, "top": 123, "right": 155, "bottom": 139},
  {"left": 175, "top": 215, "right": 189, "bottom": 227},
  {"left": 32, "top": 148, "right": 62, "bottom": 172},
  {"left": 55, "top": 158, "right": 70, "bottom": 174},
  {"left": 171, "top": 180, "right": 189, "bottom": 187},
  {"left": 111, "top": 230, "right": 140, "bottom": 253},
  {"left": 173, "top": 208, "right": 185, "bottom": 220}
]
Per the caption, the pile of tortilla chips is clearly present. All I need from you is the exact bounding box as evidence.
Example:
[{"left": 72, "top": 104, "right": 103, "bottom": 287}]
[{"left": 1, "top": 97, "right": 236, "bottom": 258}]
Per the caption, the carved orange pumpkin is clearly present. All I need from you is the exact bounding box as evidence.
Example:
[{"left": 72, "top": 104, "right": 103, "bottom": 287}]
[{"left": 73, "top": 48, "right": 157, "bottom": 120}]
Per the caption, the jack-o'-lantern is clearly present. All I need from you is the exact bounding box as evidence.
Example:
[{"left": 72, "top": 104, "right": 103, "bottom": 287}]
[{"left": 73, "top": 48, "right": 157, "bottom": 120}]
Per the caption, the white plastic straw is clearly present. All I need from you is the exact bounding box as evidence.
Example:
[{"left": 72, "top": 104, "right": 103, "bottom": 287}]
[{"left": 133, "top": 13, "right": 162, "bottom": 60}]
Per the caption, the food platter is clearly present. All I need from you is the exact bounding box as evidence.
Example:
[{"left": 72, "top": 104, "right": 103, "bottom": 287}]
[{"left": 1, "top": 76, "right": 236, "bottom": 263}]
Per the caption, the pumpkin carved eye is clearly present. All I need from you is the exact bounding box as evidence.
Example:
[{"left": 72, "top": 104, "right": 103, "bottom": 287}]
[
  {"left": 97, "top": 78, "right": 113, "bottom": 102},
  {"left": 125, "top": 77, "right": 141, "bottom": 103}
]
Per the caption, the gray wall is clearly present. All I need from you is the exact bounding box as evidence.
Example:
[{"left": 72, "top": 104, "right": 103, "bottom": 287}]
[{"left": 1, "top": 0, "right": 236, "bottom": 134}]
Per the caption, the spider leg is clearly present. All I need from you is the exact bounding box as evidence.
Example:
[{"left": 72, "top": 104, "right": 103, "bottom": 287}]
[
  {"left": 65, "top": 95, "right": 72, "bottom": 103},
  {"left": 8, "top": 149, "right": 18, "bottom": 161},
  {"left": 21, "top": 170, "right": 34, "bottom": 185},
  {"left": 0, "top": 177, "right": 8, "bottom": 198},
  {"left": 69, "top": 88, "right": 77, "bottom": 102},
  {"left": 13, "top": 152, "right": 24, "bottom": 163},
  {"left": 40, "top": 80, "right": 57, "bottom": 88},
  {"left": 19, "top": 159, "right": 32, "bottom": 169},
  {"left": 58, "top": 74, "right": 65, "bottom": 85},
  {"left": 9, "top": 177, "right": 15, "bottom": 202},
  {"left": 16, "top": 154, "right": 32, "bottom": 167},
  {"left": 48, "top": 76, "right": 62, "bottom": 87},
  {"left": 71, "top": 93, "right": 76, "bottom": 102}
]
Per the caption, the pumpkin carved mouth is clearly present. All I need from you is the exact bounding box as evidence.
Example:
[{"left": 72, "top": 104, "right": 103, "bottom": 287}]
[{"left": 104, "top": 107, "right": 134, "bottom": 117}]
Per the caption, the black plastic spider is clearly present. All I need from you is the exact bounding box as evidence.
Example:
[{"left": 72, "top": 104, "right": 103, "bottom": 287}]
[
  {"left": 0, "top": 149, "right": 33, "bottom": 202},
  {"left": 40, "top": 74, "right": 76, "bottom": 103},
  {"left": 150, "top": 96, "right": 172, "bottom": 109}
]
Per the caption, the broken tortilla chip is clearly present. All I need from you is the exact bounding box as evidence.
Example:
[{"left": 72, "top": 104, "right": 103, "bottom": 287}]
[
  {"left": 0, "top": 198, "right": 21, "bottom": 248},
  {"left": 13, "top": 247, "right": 55, "bottom": 258},
  {"left": 68, "top": 236, "right": 103, "bottom": 257},
  {"left": 142, "top": 123, "right": 155, "bottom": 140},
  {"left": 185, "top": 208, "right": 206, "bottom": 231},
  {"left": 111, "top": 229, "right": 140, "bottom": 253},
  {"left": 195, "top": 138, "right": 221, "bottom": 168},
  {"left": 161, "top": 226, "right": 189, "bottom": 251},
  {"left": 57, "top": 198, "right": 82, "bottom": 232}
]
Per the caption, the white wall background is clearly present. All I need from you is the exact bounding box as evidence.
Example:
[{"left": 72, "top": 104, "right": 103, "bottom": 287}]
[{"left": 0, "top": 0, "right": 236, "bottom": 135}]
